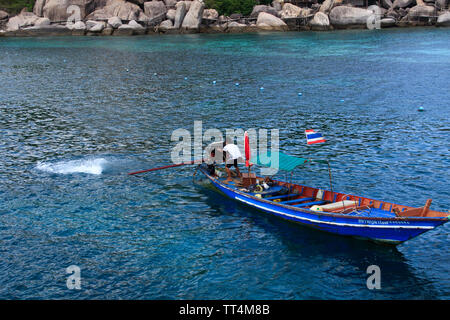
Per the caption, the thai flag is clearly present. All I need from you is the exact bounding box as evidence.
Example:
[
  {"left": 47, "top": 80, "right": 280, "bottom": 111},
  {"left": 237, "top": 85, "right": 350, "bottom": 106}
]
[{"left": 305, "top": 130, "right": 326, "bottom": 145}]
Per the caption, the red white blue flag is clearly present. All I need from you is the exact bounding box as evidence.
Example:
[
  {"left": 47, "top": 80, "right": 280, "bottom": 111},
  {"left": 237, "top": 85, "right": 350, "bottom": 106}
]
[{"left": 305, "top": 130, "right": 326, "bottom": 145}]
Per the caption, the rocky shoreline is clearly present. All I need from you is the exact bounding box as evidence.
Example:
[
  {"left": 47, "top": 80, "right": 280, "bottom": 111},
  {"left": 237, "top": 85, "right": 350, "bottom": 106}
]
[{"left": 0, "top": 0, "right": 449, "bottom": 37}]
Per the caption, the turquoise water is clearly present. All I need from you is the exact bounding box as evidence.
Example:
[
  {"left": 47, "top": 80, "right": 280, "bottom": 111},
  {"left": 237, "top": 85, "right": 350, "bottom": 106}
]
[{"left": 0, "top": 28, "right": 449, "bottom": 299}]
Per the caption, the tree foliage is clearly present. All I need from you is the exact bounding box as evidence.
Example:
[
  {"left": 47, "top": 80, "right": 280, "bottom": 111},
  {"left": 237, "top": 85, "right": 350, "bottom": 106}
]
[
  {"left": 0, "top": 0, "right": 35, "bottom": 14},
  {"left": 205, "top": 0, "right": 273, "bottom": 17}
]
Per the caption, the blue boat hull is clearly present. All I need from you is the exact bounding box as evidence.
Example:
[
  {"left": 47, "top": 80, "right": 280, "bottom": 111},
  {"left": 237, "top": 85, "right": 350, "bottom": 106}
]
[{"left": 200, "top": 168, "right": 448, "bottom": 245}]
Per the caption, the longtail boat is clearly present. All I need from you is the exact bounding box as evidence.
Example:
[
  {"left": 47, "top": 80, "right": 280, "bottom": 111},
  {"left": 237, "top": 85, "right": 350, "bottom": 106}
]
[{"left": 196, "top": 151, "right": 449, "bottom": 245}]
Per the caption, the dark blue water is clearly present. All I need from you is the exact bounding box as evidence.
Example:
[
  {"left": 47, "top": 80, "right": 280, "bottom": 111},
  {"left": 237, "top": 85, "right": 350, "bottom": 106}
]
[{"left": 0, "top": 28, "right": 449, "bottom": 299}]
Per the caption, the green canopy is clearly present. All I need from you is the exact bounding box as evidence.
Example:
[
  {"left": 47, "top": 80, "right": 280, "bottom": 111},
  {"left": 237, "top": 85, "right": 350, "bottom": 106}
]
[{"left": 250, "top": 151, "right": 328, "bottom": 172}]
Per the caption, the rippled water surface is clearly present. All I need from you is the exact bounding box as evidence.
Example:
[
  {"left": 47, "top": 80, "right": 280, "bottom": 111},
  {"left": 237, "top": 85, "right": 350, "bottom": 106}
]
[{"left": 0, "top": 28, "right": 449, "bottom": 299}]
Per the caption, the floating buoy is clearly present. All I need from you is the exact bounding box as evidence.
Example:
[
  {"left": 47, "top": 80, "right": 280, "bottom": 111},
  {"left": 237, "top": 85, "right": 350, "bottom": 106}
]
[
  {"left": 235, "top": 82, "right": 240, "bottom": 86},
  {"left": 126, "top": 68, "right": 129, "bottom": 72},
  {"left": 260, "top": 87, "right": 264, "bottom": 90},
  {"left": 418, "top": 106, "right": 425, "bottom": 112},
  {"left": 153, "top": 73, "right": 157, "bottom": 76},
  {"left": 212, "top": 80, "right": 216, "bottom": 84},
  {"left": 298, "top": 92, "right": 302, "bottom": 96},
  {"left": 340, "top": 99, "right": 345, "bottom": 102},
  {"left": 184, "top": 77, "right": 188, "bottom": 80}
]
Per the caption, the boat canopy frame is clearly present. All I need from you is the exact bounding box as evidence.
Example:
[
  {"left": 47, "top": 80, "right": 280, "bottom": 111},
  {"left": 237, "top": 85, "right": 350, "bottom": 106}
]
[{"left": 249, "top": 151, "right": 334, "bottom": 194}]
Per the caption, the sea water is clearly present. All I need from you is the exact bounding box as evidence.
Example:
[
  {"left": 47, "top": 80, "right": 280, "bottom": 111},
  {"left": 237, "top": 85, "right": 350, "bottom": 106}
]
[{"left": 0, "top": 28, "right": 449, "bottom": 299}]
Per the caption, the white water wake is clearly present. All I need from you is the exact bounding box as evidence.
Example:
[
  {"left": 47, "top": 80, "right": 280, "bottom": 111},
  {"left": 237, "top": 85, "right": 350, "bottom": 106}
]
[{"left": 36, "top": 158, "right": 108, "bottom": 175}]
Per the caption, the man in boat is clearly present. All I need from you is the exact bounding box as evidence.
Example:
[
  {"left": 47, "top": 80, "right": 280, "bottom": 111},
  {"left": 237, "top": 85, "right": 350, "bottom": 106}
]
[
  {"left": 206, "top": 148, "right": 218, "bottom": 176},
  {"left": 222, "top": 140, "right": 243, "bottom": 182}
]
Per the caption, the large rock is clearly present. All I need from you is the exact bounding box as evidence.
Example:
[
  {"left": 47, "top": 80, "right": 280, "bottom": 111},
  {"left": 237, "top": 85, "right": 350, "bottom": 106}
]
[
  {"left": 279, "top": 3, "right": 302, "bottom": 18},
  {"left": 227, "top": 21, "right": 246, "bottom": 28},
  {"left": 380, "top": 17, "right": 396, "bottom": 27},
  {"left": 436, "top": 0, "right": 448, "bottom": 9},
  {"left": 129, "top": 19, "right": 145, "bottom": 28},
  {"left": 309, "top": 11, "right": 330, "bottom": 30},
  {"left": 251, "top": 5, "right": 279, "bottom": 18},
  {"left": 102, "top": 26, "right": 114, "bottom": 35},
  {"left": 108, "top": 16, "right": 122, "bottom": 28},
  {"left": 35, "top": 17, "right": 51, "bottom": 26},
  {"left": 367, "top": 5, "right": 387, "bottom": 16},
  {"left": 115, "top": 19, "right": 145, "bottom": 34},
  {"left": 407, "top": 5, "right": 436, "bottom": 19},
  {"left": 33, "top": 0, "right": 47, "bottom": 17},
  {"left": 137, "top": 12, "right": 152, "bottom": 23},
  {"left": 392, "top": 0, "right": 416, "bottom": 8},
  {"left": 437, "top": 11, "right": 450, "bottom": 26},
  {"left": 385, "top": 8, "right": 400, "bottom": 19},
  {"left": 256, "top": 12, "right": 288, "bottom": 31},
  {"left": 229, "top": 13, "right": 242, "bottom": 20},
  {"left": 299, "top": 8, "right": 313, "bottom": 17},
  {"left": 87, "top": 0, "right": 143, "bottom": 21},
  {"left": 181, "top": 0, "right": 204, "bottom": 29},
  {"left": 68, "top": 20, "right": 86, "bottom": 30},
  {"left": 226, "top": 21, "right": 249, "bottom": 33},
  {"left": 329, "top": 6, "right": 374, "bottom": 28},
  {"left": 174, "top": 1, "right": 187, "bottom": 28},
  {"left": 380, "top": 0, "right": 393, "bottom": 9},
  {"left": 14, "top": 24, "right": 71, "bottom": 36},
  {"left": 398, "top": 7, "right": 408, "bottom": 17},
  {"left": 43, "top": 0, "right": 96, "bottom": 22},
  {"left": 202, "top": 8, "right": 218, "bottom": 20},
  {"left": 144, "top": 1, "right": 167, "bottom": 20},
  {"left": 6, "top": 12, "right": 39, "bottom": 31},
  {"left": 166, "top": 8, "right": 176, "bottom": 21},
  {"left": 128, "top": 0, "right": 145, "bottom": 6},
  {"left": 158, "top": 19, "right": 173, "bottom": 30},
  {"left": 319, "top": 0, "right": 335, "bottom": 14},
  {"left": 180, "top": 1, "right": 192, "bottom": 11},
  {"left": 0, "top": 10, "right": 8, "bottom": 20},
  {"left": 163, "top": 0, "right": 178, "bottom": 8},
  {"left": 86, "top": 20, "right": 105, "bottom": 31},
  {"left": 272, "top": 0, "right": 283, "bottom": 11}
]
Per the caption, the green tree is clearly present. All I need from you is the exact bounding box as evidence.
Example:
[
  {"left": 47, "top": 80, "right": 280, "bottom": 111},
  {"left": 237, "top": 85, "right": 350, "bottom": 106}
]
[
  {"left": 205, "top": 0, "right": 258, "bottom": 16},
  {"left": 0, "top": 0, "right": 35, "bottom": 15}
]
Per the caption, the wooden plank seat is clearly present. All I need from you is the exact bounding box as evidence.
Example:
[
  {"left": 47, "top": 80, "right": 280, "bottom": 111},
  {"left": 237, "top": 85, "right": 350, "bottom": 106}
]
[
  {"left": 293, "top": 200, "right": 327, "bottom": 208},
  {"left": 264, "top": 193, "right": 297, "bottom": 201},
  {"left": 279, "top": 197, "right": 315, "bottom": 205}
]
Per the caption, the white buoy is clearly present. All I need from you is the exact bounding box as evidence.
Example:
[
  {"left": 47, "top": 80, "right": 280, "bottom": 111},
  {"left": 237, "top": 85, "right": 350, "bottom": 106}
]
[
  {"left": 418, "top": 106, "right": 424, "bottom": 112},
  {"left": 184, "top": 77, "right": 188, "bottom": 80},
  {"left": 260, "top": 87, "right": 264, "bottom": 90},
  {"left": 298, "top": 92, "right": 302, "bottom": 96},
  {"left": 340, "top": 99, "right": 345, "bottom": 102},
  {"left": 235, "top": 82, "right": 240, "bottom": 86},
  {"left": 213, "top": 80, "right": 216, "bottom": 84}
]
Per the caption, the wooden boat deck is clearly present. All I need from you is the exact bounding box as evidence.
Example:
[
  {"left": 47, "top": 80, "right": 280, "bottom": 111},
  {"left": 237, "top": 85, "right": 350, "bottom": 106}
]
[
  {"left": 219, "top": 176, "right": 448, "bottom": 219},
  {"left": 200, "top": 164, "right": 449, "bottom": 244}
]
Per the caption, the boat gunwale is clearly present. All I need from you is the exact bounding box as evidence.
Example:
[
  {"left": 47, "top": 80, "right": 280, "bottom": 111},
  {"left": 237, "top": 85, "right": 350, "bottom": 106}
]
[{"left": 199, "top": 167, "right": 449, "bottom": 223}]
